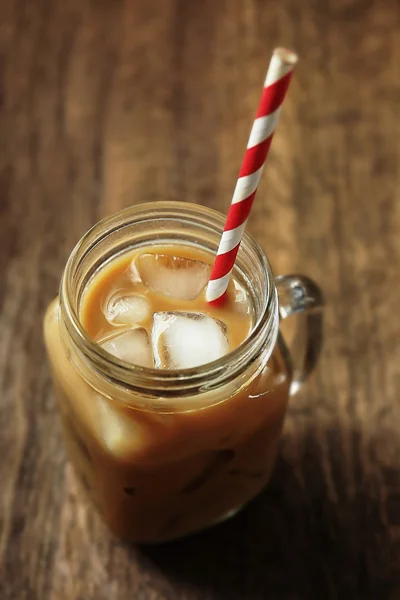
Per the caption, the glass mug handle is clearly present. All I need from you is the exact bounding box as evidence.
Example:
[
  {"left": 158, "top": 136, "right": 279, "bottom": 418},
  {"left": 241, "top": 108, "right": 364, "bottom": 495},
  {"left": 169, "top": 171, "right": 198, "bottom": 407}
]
[{"left": 275, "top": 275, "right": 324, "bottom": 395}]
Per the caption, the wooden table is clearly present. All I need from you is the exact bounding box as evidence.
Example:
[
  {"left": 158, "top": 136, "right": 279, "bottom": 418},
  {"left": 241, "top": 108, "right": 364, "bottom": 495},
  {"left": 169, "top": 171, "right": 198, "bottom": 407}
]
[{"left": 0, "top": 0, "right": 399, "bottom": 598}]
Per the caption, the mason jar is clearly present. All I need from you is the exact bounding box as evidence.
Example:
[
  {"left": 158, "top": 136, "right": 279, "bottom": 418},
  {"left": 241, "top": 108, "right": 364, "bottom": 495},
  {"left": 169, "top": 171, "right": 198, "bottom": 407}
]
[{"left": 44, "top": 201, "right": 323, "bottom": 543}]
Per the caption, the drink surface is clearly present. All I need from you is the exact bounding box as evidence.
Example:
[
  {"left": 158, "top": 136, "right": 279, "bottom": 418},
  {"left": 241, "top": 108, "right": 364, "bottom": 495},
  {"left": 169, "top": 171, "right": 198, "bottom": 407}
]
[
  {"left": 80, "top": 244, "right": 253, "bottom": 370},
  {"left": 44, "top": 243, "right": 292, "bottom": 543}
]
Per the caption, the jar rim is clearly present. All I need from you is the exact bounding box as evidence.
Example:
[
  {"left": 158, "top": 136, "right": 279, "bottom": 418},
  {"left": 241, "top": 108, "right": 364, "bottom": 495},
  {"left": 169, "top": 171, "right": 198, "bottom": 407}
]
[{"left": 60, "top": 201, "right": 278, "bottom": 396}]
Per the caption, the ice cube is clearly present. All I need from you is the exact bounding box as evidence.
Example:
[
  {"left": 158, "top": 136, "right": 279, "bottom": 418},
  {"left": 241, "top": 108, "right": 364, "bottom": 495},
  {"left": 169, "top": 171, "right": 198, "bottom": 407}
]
[
  {"left": 135, "top": 253, "right": 211, "bottom": 301},
  {"left": 105, "top": 292, "right": 151, "bottom": 325},
  {"left": 96, "top": 395, "right": 176, "bottom": 460},
  {"left": 233, "top": 280, "right": 252, "bottom": 315},
  {"left": 99, "top": 328, "right": 153, "bottom": 367},
  {"left": 152, "top": 311, "right": 229, "bottom": 369},
  {"left": 129, "top": 260, "right": 142, "bottom": 284},
  {"left": 96, "top": 395, "right": 140, "bottom": 456}
]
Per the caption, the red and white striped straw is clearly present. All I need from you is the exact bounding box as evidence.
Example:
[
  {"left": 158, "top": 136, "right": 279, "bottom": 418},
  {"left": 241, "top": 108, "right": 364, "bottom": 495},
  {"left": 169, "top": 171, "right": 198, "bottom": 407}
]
[{"left": 206, "top": 47, "right": 298, "bottom": 305}]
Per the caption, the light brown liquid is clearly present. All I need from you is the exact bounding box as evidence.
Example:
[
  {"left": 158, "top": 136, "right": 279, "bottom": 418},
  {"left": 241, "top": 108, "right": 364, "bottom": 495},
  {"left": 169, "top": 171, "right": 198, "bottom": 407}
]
[
  {"left": 81, "top": 245, "right": 253, "bottom": 354},
  {"left": 44, "top": 244, "right": 292, "bottom": 542}
]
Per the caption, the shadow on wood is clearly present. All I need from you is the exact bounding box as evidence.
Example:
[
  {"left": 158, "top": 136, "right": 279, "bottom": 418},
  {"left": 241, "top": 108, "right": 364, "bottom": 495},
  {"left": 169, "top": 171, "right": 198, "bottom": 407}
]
[{"left": 139, "top": 419, "right": 398, "bottom": 599}]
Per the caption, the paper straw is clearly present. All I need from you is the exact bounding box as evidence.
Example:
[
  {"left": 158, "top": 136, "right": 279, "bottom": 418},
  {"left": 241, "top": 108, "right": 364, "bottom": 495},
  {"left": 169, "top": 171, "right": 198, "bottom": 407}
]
[{"left": 206, "top": 47, "right": 298, "bottom": 304}]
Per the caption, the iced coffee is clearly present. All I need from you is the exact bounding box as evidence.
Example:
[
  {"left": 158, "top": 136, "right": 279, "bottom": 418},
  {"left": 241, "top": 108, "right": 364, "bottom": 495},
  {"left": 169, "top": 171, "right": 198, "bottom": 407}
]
[{"left": 44, "top": 240, "right": 291, "bottom": 542}]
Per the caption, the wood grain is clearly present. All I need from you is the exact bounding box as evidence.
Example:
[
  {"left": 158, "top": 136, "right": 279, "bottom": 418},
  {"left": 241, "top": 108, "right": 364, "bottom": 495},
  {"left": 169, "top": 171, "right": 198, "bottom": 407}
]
[{"left": 0, "top": 0, "right": 399, "bottom": 598}]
